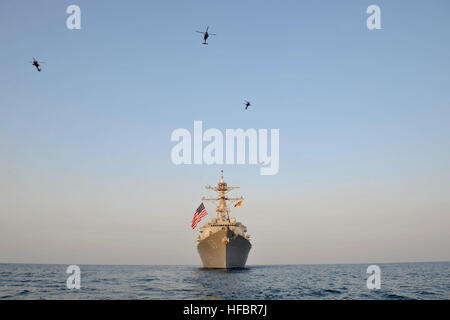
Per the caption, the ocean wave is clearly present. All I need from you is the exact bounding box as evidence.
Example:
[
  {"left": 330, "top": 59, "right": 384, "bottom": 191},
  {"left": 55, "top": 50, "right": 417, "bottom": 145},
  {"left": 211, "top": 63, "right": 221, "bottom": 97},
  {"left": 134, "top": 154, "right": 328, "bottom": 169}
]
[{"left": 1, "top": 262, "right": 449, "bottom": 300}]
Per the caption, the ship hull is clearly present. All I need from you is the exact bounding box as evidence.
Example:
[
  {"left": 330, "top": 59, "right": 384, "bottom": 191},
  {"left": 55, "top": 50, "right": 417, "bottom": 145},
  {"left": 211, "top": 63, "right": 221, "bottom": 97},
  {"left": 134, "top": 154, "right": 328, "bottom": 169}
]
[{"left": 197, "top": 228, "right": 251, "bottom": 268}]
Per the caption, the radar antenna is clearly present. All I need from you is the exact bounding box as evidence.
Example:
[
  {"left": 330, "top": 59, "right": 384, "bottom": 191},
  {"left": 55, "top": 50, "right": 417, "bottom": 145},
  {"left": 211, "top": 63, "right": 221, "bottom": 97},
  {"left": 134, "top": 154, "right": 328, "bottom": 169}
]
[{"left": 201, "top": 170, "right": 243, "bottom": 222}]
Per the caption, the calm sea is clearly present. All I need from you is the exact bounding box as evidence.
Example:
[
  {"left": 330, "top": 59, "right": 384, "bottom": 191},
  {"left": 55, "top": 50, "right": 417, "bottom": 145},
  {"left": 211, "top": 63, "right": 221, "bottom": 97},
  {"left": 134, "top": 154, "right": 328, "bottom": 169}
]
[{"left": 0, "top": 262, "right": 449, "bottom": 300}]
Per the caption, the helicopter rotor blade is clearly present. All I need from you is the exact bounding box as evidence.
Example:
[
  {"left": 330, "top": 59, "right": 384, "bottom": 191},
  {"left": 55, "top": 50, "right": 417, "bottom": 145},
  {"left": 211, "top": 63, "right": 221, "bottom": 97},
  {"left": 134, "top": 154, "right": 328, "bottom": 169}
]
[
  {"left": 196, "top": 31, "right": 204, "bottom": 34},
  {"left": 206, "top": 26, "right": 209, "bottom": 32}
]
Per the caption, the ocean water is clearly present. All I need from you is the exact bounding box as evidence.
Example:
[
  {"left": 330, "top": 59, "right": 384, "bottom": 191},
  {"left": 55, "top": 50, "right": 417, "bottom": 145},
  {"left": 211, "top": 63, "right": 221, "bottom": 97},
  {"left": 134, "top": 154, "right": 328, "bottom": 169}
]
[{"left": 0, "top": 262, "right": 449, "bottom": 300}]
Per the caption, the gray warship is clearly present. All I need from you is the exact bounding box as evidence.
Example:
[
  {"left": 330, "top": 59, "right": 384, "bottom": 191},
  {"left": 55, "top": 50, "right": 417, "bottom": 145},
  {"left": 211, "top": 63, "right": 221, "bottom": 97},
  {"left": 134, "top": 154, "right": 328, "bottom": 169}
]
[{"left": 196, "top": 173, "right": 251, "bottom": 269}]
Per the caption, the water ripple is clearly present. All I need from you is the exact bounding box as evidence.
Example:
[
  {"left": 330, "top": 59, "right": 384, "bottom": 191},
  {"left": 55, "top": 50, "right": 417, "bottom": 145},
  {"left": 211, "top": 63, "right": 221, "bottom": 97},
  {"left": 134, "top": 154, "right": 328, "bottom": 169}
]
[{"left": 0, "top": 262, "right": 448, "bottom": 300}]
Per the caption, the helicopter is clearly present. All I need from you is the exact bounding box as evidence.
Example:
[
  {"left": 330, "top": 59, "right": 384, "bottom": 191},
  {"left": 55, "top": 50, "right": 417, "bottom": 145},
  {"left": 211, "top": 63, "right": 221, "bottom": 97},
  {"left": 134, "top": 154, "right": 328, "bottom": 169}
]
[
  {"left": 28, "top": 57, "right": 45, "bottom": 72},
  {"left": 244, "top": 100, "right": 252, "bottom": 110},
  {"left": 196, "top": 26, "right": 216, "bottom": 45}
]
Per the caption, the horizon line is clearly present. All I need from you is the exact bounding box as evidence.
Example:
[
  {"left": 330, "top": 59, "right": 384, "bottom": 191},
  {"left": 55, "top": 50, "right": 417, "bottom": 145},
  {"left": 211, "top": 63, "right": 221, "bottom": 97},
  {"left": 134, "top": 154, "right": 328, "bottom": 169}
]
[{"left": 1, "top": 260, "right": 449, "bottom": 267}]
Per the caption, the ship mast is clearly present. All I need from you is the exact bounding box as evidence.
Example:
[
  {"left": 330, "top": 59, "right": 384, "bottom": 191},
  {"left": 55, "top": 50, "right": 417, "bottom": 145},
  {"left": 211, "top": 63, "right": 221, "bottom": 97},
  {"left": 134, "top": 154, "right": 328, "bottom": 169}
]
[{"left": 202, "top": 170, "right": 243, "bottom": 222}]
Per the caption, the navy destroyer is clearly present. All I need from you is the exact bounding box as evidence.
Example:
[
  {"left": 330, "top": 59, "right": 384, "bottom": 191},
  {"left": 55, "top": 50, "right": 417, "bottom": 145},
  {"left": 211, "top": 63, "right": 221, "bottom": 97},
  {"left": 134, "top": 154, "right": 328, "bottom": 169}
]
[{"left": 196, "top": 173, "right": 251, "bottom": 268}]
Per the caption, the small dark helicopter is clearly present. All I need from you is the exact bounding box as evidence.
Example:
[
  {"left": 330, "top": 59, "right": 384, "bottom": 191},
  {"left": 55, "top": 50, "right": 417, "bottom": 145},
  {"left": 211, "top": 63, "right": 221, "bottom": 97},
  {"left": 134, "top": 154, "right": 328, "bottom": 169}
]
[
  {"left": 244, "top": 100, "right": 252, "bottom": 110},
  {"left": 28, "top": 57, "right": 45, "bottom": 72},
  {"left": 196, "top": 26, "right": 216, "bottom": 45}
]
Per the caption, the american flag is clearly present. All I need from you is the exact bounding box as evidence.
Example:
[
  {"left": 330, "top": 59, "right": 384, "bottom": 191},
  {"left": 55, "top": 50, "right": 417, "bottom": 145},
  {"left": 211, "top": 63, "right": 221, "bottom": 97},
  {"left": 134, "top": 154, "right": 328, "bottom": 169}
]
[{"left": 191, "top": 202, "right": 208, "bottom": 229}]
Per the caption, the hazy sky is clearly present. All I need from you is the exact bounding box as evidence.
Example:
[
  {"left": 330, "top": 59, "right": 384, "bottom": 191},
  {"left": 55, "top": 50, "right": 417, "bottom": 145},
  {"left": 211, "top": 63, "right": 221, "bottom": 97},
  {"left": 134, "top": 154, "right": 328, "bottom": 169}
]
[{"left": 0, "top": 0, "right": 449, "bottom": 265}]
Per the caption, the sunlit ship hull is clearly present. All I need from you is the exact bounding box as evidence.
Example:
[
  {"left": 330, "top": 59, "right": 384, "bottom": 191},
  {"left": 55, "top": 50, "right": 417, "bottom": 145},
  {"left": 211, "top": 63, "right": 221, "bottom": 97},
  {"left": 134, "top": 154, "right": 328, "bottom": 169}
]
[{"left": 197, "top": 229, "right": 251, "bottom": 269}]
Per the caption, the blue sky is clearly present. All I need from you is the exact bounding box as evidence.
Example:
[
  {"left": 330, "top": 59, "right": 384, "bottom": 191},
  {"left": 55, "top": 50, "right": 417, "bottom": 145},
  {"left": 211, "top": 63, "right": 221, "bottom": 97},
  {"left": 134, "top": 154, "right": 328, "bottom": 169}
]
[{"left": 0, "top": 0, "right": 449, "bottom": 264}]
